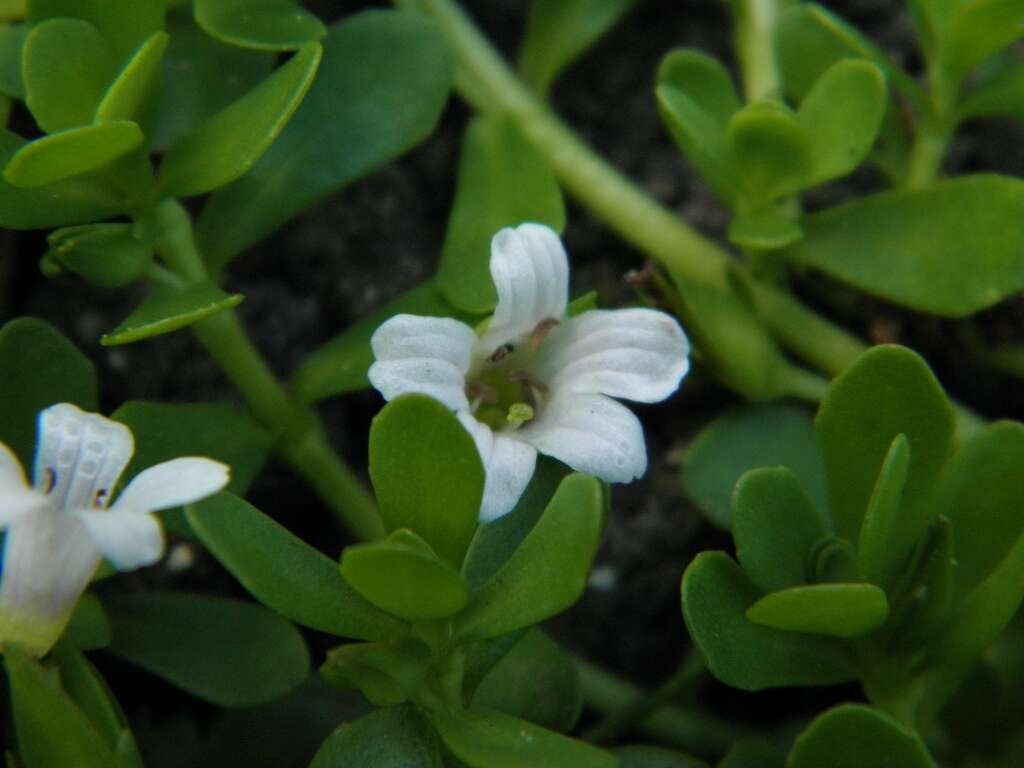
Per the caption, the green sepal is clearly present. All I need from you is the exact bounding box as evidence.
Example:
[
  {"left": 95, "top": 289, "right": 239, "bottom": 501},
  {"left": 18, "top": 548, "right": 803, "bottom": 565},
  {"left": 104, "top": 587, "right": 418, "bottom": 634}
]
[
  {"left": 731, "top": 467, "right": 828, "bottom": 593},
  {"left": 369, "top": 394, "right": 485, "bottom": 566},
  {"left": 101, "top": 282, "right": 243, "bottom": 345},
  {"left": 45, "top": 222, "right": 152, "bottom": 288},
  {"left": 746, "top": 583, "right": 889, "bottom": 638},
  {"left": 788, "top": 704, "right": 936, "bottom": 768},
  {"left": 681, "top": 551, "right": 858, "bottom": 690},
  {"left": 194, "top": 0, "right": 326, "bottom": 51},
  {"left": 320, "top": 639, "right": 432, "bottom": 707},
  {"left": 341, "top": 529, "right": 471, "bottom": 621},
  {"left": 4, "top": 121, "right": 142, "bottom": 188}
]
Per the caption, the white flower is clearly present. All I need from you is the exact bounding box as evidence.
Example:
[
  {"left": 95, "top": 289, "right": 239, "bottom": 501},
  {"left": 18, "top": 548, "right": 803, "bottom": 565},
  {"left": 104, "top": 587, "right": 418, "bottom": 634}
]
[
  {"left": 369, "top": 223, "right": 690, "bottom": 522},
  {"left": 0, "top": 403, "right": 229, "bottom": 656}
]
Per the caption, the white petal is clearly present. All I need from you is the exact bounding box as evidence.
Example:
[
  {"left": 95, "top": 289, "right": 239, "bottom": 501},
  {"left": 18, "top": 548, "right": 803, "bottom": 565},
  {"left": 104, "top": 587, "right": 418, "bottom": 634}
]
[
  {"left": 533, "top": 308, "right": 690, "bottom": 403},
  {"left": 521, "top": 393, "right": 647, "bottom": 483},
  {"left": 0, "top": 443, "right": 44, "bottom": 528},
  {"left": 457, "top": 413, "right": 538, "bottom": 523},
  {"left": 479, "top": 223, "right": 569, "bottom": 355},
  {"left": 32, "top": 403, "right": 134, "bottom": 511},
  {"left": 368, "top": 314, "right": 475, "bottom": 411},
  {"left": 0, "top": 441, "right": 27, "bottom": 487},
  {"left": 76, "top": 507, "right": 164, "bottom": 570},
  {"left": 113, "top": 457, "right": 229, "bottom": 513}
]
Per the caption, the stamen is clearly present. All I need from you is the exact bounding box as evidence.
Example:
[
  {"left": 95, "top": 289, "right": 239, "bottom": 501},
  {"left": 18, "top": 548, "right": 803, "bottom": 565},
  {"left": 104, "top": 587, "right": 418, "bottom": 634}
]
[
  {"left": 507, "top": 402, "right": 535, "bottom": 429},
  {"left": 45, "top": 467, "right": 57, "bottom": 494},
  {"left": 488, "top": 343, "right": 515, "bottom": 363},
  {"left": 94, "top": 488, "right": 108, "bottom": 508},
  {"left": 530, "top": 318, "right": 560, "bottom": 348}
]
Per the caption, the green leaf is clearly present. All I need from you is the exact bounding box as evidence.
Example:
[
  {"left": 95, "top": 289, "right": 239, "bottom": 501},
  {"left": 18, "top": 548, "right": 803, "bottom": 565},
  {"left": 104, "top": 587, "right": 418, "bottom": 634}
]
[
  {"left": 681, "top": 552, "right": 858, "bottom": 690},
  {"left": 5, "top": 648, "right": 115, "bottom": 768},
  {"left": 27, "top": 0, "right": 164, "bottom": 60},
  {"left": 616, "top": 745, "right": 708, "bottom": 768},
  {"left": 431, "top": 708, "right": 618, "bottom": 768},
  {"left": 656, "top": 49, "right": 741, "bottom": 202},
  {"left": 936, "top": 421, "right": 1024, "bottom": 596},
  {"left": 727, "top": 102, "right": 812, "bottom": 200},
  {"left": 158, "top": 41, "right": 320, "bottom": 196},
  {"left": 64, "top": 594, "right": 112, "bottom": 651},
  {"left": 731, "top": 467, "right": 828, "bottom": 593},
  {"left": 815, "top": 345, "right": 954, "bottom": 542},
  {"left": 196, "top": 10, "right": 452, "bottom": 269},
  {"left": 746, "top": 583, "right": 889, "bottom": 638},
  {"left": 195, "top": 0, "right": 326, "bottom": 51},
  {"left": 112, "top": 402, "right": 270, "bottom": 497},
  {"left": 52, "top": 643, "right": 123, "bottom": 749},
  {"left": 517, "top": 0, "right": 635, "bottom": 97},
  {"left": 438, "top": 114, "right": 565, "bottom": 313},
  {"left": 788, "top": 704, "right": 935, "bottom": 768},
  {"left": 21, "top": 18, "right": 115, "bottom": 131},
  {"left": 0, "top": 130, "right": 129, "bottom": 228},
  {"left": 149, "top": 8, "right": 274, "bottom": 151},
  {"left": 959, "top": 62, "right": 1024, "bottom": 120},
  {"left": 103, "top": 591, "right": 310, "bottom": 708},
  {"left": 727, "top": 212, "right": 803, "bottom": 250},
  {"left": 45, "top": 222, "right": 152, "bottom": 289},
  {"left": 454, "top": 473, "right": 604, "bottom": 641},
  {"left": 797, "top": 60, "right": 887, "bottom": 186},
  {"left": 0, "top": 24, "right": 26, "bottom": 98},
  {"left": 784, "top": 175, "right": 1024, "bottom": 317},
  {"left": 320, "top": 639, "right": 431, "bottom": 707},
  {"left": 943, "top": 0, "right": 1024, "bottom": 81},
  {"left": 369, "top": 394, "right": 484, "bottom": 565},
  {"left": 341, "top": 529, "right": 470, "bottom": 621},
  {"left": 461, "top": 457, "right": 571, "bottom": 590},
  {"left": 4, "top": 121, "right": 142, "bottom": 187},
  {"left": 809, "top": 536, "right": 859, "bottom": 584},
  {"left": 0, "top": 317, "right": 97, "bottom": 467},
  {"left": 100, "top": 282, "right": 243, "bottom": 345},
  {"left": 95, "top": 31, "right": 168, "bottom": 124},
  {"left": 716, "top": 739, "right": 784, "bottom": 768},
  {"left": 857, "top": 434, "right": 911, "bottom": 589},
  {"left": 186, "top": 492, "right": 406, "bottom": 640},
  {"left": 472, "top": 630, "right": 582, "bottom": 732},
  {"left": 682, "top": 403, "right": 827, "bottom": 529},
  {"left": 291, "top": 279, "right": 477, "bottom": 403},
  {"left": 309, "top": 705, "right": 442, "bottom": 768}
]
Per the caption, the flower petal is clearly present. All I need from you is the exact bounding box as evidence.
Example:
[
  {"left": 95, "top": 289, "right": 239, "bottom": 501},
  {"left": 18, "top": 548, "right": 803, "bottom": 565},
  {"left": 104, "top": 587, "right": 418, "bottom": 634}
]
[
  {"left": 32, "top": 403, "right": 134, "bottom": 511},
  {"left": 369, "top": 314, "right": 476, "bottom": 411},
  {"left": 76, "top": 507, "right": 164, "bottom": 570},
  {"left": 0, "top": 443, "right": 43, "bottom": 528},
  {"left": 534, "top": 308, "right": 690, "bottom": 403},
  {"left": 457, "top": 413, "right": 538, "bottom": 522},
  {"left": 521, "top": 393, "right": 646, "bottom": 483},
  {"left": 113, "top": 457, "right": 229, "bottom": 513},
  {"left": 479, "top": 223, "right": 569, "bottom": 355}
]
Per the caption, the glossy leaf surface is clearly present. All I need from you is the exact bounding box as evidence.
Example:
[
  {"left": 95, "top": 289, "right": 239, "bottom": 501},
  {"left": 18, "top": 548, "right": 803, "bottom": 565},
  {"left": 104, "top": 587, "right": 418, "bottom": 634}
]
[
  {"left": 4, "top": 122, "right": 142, "bottom": 188},
  {"left": 746, "top": 583, "right": 889, "bottom": 638},
  {"left": 788, "top": 705, "right": 935, "bottom": 768},
  {"left": 309, "top": 706, "right": 442, "bottom": 768},
  {"left": 101, "top": 282, "right": 243, "bottom": 345},
  {"left": 195, "top": 0, "right": 326, "bottom": 51}
]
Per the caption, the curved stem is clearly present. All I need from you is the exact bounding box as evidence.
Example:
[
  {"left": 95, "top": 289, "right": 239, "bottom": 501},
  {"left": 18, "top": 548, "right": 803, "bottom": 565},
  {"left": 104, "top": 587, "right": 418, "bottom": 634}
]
[{"left": 152, "top": 199, "right": 385, "bottom": 541}]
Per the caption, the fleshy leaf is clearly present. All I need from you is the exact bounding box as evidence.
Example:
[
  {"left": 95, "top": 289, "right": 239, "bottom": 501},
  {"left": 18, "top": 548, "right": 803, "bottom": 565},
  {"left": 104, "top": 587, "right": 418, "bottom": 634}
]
[
  {"left": 320, "top": 639, "right": 431, "bottom": 707},
  {"left": 51, "top": 643, "right": 123, "bottom": 749},
  {"left": 437, "top": 114, "right": 565, "bottom": 313},
  {"left": 158, "top": 42, "right": 321, "bottom": 196},
  {"left": 27, "top": 0, "right": 164, "bottom": 60},
  {"left": 95, "top": 31, "right": 168, "bottom": 124},
  {"left": 857, "top": 434, "right": 911, "bottom": 589},
  {"left": 746, "top": 583, "right": 889, "bottom": 638},
  {"left": 309, "top": 705, "right": 442, "bottom": 768},
  {"left": 788, "top": 705, "right": 936, "bottom": 768},
  {"left": 195, "top": 0, "right": 326, "bottom": 51},
  {"left": 681, "top": 552, "right": 858, "bottom": 690},
  {"left": 187, "top": 492, "right": 406, "bottom": 640},
  {"left": 727, "top": 212, "right": 803, "bottom": 249},
  {"left": 64, "top": 594, "right": 112, "bottom": 651},
  {"left": 45, "top": 222, "right": 152, "bottom": 289},
  {"left": 727, "top": 102, "right": 812, "bottom": 201},
  {"left": 104, "top": 591, "right": 309, "bottom": 708},
  {"left": 0, "top": 24, "right": 26, "bottom": 99},
  {"left": 4, "top": 121, "right": 143, "bottom": 188},
  {"left": 943, "top": 0, "right": 1024, "bottom": 81},
  {"left": 369, "top": 394, "right": 485, "bottom": 565},
  {"left": 101, "top": 282, "right": 244, "bottom": 345}
]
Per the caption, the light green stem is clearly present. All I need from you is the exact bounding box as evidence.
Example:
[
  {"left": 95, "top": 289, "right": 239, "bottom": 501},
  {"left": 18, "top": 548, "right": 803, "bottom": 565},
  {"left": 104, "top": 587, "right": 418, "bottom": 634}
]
[
  {"left": 153, "top": 199, "right": 385, "bottom": 541},
  {"left": 733, "top": 0, "right": 783, "bottom": 102}
]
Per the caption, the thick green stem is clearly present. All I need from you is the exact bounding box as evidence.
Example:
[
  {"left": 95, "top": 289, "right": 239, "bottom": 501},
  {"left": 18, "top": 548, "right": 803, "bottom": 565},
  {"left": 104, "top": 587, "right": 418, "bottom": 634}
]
[
  {"left": 904, "top": 123, "right": 951, "bottom": 190},
  {"left": 733, "top": 0, "right": 783, "bottom": 102},
  {"left": 153, "top": 200, "right": 385, "bottom": 541}
]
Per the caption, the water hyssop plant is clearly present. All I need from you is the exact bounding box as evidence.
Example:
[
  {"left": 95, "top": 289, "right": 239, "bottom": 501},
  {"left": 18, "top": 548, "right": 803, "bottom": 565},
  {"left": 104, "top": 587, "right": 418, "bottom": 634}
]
[{"left": 3, "top": 1, "right": 1024, "bottom": 767}]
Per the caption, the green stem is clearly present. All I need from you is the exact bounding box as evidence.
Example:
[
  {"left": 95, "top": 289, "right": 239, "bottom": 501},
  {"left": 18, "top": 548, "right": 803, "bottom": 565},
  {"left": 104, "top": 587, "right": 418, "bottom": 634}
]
[
  {"left": 904, "top": 123, "right": 951, "bottom": 190},
  {"left": 575, "top": 657, "right": 754, "bottom": 758},
  {"left": 733, "top": 0, "right": 783, "bottom": 102},
  {"left": 152, "top": 199, "right": 385, "bottom": 541}
]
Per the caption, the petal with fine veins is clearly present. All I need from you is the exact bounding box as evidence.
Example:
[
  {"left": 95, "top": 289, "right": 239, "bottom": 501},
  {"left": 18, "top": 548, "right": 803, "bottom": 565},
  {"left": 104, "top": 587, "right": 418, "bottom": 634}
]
[
  {"left": 113, "top": 457, "right": 229, "bottom": 513},
  {"left": 534, "top": 308, "right": 690, "bottom": 403},
  {"left": 369, "top": 314, "right": 476, "bottom": 411},
  {"left": 76, "top": 507, "right": 164, "bottom": 570},
  {"left": 457, "top": 413, "right": 538, "bottom": 522},
  {"left": 521, "top": 393, "right": 646, "bottom": 483},
  {"left": 479, "top": 223, "right": 569, "bottom": 356}
]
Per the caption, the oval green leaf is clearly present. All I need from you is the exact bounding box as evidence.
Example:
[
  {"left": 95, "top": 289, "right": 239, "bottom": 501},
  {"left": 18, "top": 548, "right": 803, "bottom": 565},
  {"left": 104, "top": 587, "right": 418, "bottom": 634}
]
[
  {"left": 158, "top": 41, "right": 320, "bottom": 196},
  {"left": 195, "top": 10, "right": 452, "bottom": 269},
  {"left": 789, "top": 704, "right": 936, "bottom": 768},
  {"left": 310, "top": 705, "right": 442, "bottom": 768},
  {"left": 46, "top": 222, "right": 152, "bottom": 289},
  {"left": 95, "top": 30, "right": 168, "bottom": 124},
  {"left": 187, "top": 492, "right": 405, "bottom": 640},
  {"left": 681, "top": 551, "right": 858, "bottom": 690},
  {"left": 857, "top": 433, "right": 911, "bottom": 589},
  {"left": 0, "top": 24, "right": 26, "bottom": 99},
  {"left": 746, "top": 583, "right": 889, "bottom": 638},
  {"left": 437, "top": 114, "right": 565, "bottom": 313},
  {"left": 731, "top": 467, "right": 828, "bottom": 593},
  {"left": 320, "top": 639, "right": 431, "bottom": 707},
  {"left": 454, "top": 473, "right": 603, "bottom": 641},
  {"left": 22, "top": 17, "right": 116, "bottom": 131},
  {"left": 103, "top": 591, "right": 310, "bottom": 708},
  {"left": 369, "top": 394, "right": 484, "bottom": 565},
  {"left": 341, "top": 529, "right": 470, "bottom": 621},
  {"left": 727, "top": 102, "right": 812, "bottom": 200},
  {"left": 51, "top": 643, "right": 123, "bottom": 749},
  {"left": 195, "top": 0, "right": 326, "bottom": 51},
  {"left": 4, "top": 121, "right": 142, "bottom": 188},
  {"left": 100, "top": 282, "right": 244, "bottom": 345},
  {"left": 28, "top": 0, "right": 164, "bottom": 61},
  {"left": 727, "top": 212, "right": 803, "bottom": 249}
]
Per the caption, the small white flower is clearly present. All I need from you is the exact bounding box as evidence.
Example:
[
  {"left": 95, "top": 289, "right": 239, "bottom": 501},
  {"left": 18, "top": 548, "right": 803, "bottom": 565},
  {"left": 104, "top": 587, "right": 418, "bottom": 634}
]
[
  {"left": 369, "top": 223, "right": 690, "bottom": 522},
  {"left": 0, "top": 403, "right": 229, "bottom": 656}
]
